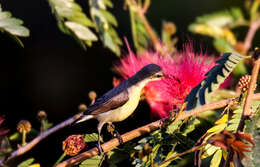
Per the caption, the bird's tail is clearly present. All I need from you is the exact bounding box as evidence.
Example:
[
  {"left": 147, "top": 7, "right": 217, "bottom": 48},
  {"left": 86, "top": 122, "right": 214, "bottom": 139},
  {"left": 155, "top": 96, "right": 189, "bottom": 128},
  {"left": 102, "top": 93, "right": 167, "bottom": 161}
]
[{"left": 74, "top": 114, "right": 94, "bottom": 124}]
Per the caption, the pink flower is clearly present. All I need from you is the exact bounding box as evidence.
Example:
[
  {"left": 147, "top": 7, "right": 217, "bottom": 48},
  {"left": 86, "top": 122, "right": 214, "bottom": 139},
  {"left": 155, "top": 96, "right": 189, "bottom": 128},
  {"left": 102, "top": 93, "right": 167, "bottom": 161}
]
[{"left": 114, "top": 43, "right": 216, "bottom": 119}]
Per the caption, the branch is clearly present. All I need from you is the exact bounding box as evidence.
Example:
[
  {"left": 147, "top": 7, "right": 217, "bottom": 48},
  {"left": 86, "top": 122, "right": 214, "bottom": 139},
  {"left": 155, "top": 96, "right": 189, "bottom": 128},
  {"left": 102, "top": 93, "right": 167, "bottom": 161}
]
[
  {"left": 56, "top": 93, "right": 260, "bottom": 167},
  {"left": 57, "top": 118, "right": 166, "bottom": 167},
  {"left": 243, "top": 17, "right": 260, "bottom": 53},
  {"left": 237, "top": 53, "right": 260, "bottom": 131},
  {"left": 4, "top": 113, "right": 82, "bottom": 163}
]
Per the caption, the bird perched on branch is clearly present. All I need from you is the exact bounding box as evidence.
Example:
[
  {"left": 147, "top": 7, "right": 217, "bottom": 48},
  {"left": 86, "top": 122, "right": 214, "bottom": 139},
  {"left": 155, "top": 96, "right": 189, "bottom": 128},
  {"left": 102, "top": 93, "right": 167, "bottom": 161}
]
[{"left": 75, "top": 64, "right": 165, "bottom": 153}]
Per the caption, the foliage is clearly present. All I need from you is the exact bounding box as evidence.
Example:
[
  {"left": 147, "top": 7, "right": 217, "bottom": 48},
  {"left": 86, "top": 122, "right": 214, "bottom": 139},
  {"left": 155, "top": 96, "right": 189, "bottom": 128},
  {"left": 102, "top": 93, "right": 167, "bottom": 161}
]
[
  {"left": 47, "top": 0, "right": 122, "bottom": 55},
  {"left": 125, "top": 0, "right": 151, "bottom": 52},
  {"left": 189, "top": 7, "right": 247, "bottom": 53},
  {"left": 185, "top": 52, "right": 244, "bottom": 110},
  {"left": 0, "top": 4, "right": 29, "bottom": 47},
  {"left": 47, "top": 0, "right": 97, "bottom": 50},
  {"left": 17, "top": 158, "right": 35, "bottom": 167},
  {"left": 79, "top": 155, "right": 104, "bottom": 167},
  {"left": 89, "top": 0, "right": 122, "bottom": 56},
  {"left": 84, "top": 133, "right": 103, "bottom": 143},
  {"left": 243, "top": 105, "right": 260, "bottom": 167}
]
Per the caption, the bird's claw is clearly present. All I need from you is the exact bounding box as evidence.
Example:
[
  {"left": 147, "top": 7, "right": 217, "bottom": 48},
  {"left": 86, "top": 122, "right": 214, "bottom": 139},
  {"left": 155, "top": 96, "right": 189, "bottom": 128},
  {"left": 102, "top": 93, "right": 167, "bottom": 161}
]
[{"left": 116, "top": 133, "right": 124, "bottom": 145}]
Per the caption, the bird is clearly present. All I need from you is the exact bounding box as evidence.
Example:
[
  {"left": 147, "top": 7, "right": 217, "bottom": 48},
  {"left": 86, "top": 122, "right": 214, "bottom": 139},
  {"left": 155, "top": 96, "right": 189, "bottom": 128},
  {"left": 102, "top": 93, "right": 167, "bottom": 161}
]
[{"left": 75, "top": 64, "right": 165, "bottom": 153}]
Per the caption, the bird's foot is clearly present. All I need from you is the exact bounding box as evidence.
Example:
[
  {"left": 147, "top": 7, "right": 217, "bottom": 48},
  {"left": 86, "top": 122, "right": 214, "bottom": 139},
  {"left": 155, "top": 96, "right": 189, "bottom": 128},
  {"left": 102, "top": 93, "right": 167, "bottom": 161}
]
[
  {"left": 108, "top": 123, "right": 124, "bottom": 145},
  {"left": 96, "top": 144, "right": 104, "bottom": 155},
  {"left": 116, "top": 133, "right": 124, "bottom": 145}
]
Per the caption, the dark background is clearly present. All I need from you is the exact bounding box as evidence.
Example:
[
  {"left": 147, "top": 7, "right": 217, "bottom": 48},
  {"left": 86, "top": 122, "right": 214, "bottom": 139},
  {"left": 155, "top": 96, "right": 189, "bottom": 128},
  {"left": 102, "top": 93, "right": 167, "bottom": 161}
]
[{"left": 0, "top": 0, "right": 248, "bottom": 166}]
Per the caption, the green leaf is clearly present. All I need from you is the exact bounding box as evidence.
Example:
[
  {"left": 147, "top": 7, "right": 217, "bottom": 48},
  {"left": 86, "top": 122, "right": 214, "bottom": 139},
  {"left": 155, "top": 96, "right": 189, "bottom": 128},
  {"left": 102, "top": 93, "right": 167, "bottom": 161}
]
[
  {"left": 232, "top": 60, "right": 248, "bottom": 76},
  {"left": 89, "top": 0, "right": 122, "bottom": 56},
  {"left": 202, "top": 144, "right": 220, "bottom": 159},
  {"left": 185, "top": 52, "right": 245, "bottom": 111},
  {"left": 182, "top": 118, "right": 200, "bottom": 136},
  {"left": 107, "top": 150, "right": 129, "bottom": 166},
  {"left": 207, "top": 123, "right": 226, "bottom": 133},
  {"left": 48, "top": 0, "right": 97, "bottom": 50},
  {"left": 103, "top": 0, "right": 113, "bottom": 8},
  {"left": 100, "top": 9, "right": 118, "bottom": 26},
  {"left": 41, "top": 119, "right": 53, "bottom": 131},
  {"left": 129, "top": 8, "right": 150, "bottom": 52},
  {"left": 84, "top": 133, "right": 103, "bottom": 143},
  {"left": 166, "top": 120, "right": 182, "bottom": 134},
  {"left": 65, "top": 21, "right": 98, "bottom": 41},
  {"left": 213, "top": 38, "right": 233, "bottom": 53},
  {"left": 9, "top": 132, "right": 21, "bottom": 141},
  {"left": 210, "top": 149, "right": 222, "bottom": 167},
  {"left": 103, "top": 31, "right": 120, "bottom": 55},
  {"left": 190, "top": 7, "right": 246, "bottom": 29},
  {"left": 0, "top": 5, "right": 29, "bottom": 46},
  {"left": 17, "top": 158, "right": 34, "bottom": 167},
  {"left": 79, "top": 155, "right": 103, "bottom": 167},
  {"left": 227, "top": 101, "right": 260, "bottom": 132},
  {"left": 243, "top": 104, "right": 260, "bottom": 166}
]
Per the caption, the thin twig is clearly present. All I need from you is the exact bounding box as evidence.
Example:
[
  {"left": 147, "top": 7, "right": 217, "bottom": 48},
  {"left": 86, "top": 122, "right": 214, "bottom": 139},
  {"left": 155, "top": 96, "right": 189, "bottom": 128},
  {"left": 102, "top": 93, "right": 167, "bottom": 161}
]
[
  {"left": 157, "top": 143, "right": 207, "bottom": 167},
  {"left": 4, "top": 113, "right": 82, "bottom": 163},
  {"left": 56, "top": 94, "right": 260, "bottom": 167},
  {"left": 243, "top": 17, "right": 260, "bottom": 53},
  {"left": 237, "top": 55, "right": 260, "bottom": 131}
]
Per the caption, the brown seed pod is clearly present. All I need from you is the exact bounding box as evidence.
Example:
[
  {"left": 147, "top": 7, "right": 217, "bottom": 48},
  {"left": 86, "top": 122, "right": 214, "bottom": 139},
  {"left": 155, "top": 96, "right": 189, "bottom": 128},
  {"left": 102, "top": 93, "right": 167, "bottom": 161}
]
[
  {"left": 37, "top": 110, "right": 47, "bottom": 120},
  {"left": 62, "top": 134, "right": 86, "bottom": 156},
  {"left": 78, "top": 104, "right": 87, "bottom": 112},
  {"left": 88, "top": 91, "right": 97, "bottom": 101},
  {"left": 17, "top": 120, "right": 31, "bottom": 133},
  {"left": 163, "top": 22, "right": 176, "bottom": 35}
]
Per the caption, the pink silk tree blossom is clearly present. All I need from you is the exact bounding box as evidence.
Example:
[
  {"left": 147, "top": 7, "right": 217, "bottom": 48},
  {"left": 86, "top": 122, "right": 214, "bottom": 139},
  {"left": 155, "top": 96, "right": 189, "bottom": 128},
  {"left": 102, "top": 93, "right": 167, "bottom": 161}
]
[{"left": 113, "top": 43, "right": 216, "bottom": 119}]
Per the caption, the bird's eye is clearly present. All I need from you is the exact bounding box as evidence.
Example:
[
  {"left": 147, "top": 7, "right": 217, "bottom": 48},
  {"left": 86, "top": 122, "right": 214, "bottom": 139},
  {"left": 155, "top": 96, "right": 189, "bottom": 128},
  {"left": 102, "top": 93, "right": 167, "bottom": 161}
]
[{"left": 156, "top": 74, "right": 162, "bottom": 78}]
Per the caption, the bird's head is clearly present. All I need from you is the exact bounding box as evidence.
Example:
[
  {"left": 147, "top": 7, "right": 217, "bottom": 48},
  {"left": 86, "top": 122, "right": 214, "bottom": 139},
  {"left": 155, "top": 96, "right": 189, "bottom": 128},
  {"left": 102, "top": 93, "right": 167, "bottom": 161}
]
[{"left": 132, "top": 64, "right": 165, "bottom": 83}]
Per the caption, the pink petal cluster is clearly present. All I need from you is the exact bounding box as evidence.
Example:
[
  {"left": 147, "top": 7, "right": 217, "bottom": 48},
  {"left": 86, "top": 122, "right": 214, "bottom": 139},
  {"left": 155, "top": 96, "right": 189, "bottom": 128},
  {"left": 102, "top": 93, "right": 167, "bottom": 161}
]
[{"left": 114, "top": 43, "right": 216, "bottom": 119}]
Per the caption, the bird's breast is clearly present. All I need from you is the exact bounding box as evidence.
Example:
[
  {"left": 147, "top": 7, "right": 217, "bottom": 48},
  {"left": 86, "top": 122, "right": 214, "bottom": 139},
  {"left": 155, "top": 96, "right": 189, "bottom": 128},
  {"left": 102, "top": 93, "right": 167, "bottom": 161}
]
[{"left": 96, "top": 85, "right": 143, "bottom": 123}]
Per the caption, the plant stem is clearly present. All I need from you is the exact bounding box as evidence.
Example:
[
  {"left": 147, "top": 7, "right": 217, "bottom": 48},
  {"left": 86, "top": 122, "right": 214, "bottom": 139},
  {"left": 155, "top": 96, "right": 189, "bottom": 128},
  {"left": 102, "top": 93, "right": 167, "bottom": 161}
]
[
  {"left": 237, "top": 55, "right": 260, "bottom": 131},
  {"left": 157, "top": 143, "right": 206, "bottom": 167},
  {"left": 54, "top": 152, "right": 67, "bottom": 167},
  {"left": 22, "top": 131, "right": 26, "bottom": 146}
]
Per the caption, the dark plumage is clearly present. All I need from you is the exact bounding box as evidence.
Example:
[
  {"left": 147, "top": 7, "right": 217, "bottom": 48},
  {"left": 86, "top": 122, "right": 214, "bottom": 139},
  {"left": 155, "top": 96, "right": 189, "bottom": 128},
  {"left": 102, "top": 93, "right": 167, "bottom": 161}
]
[
  {"left": 128, "top": 64, "right": 162, "bottom": 84},
  {"left": 85, "top": 64, "right": 162, "bottom": 115}
]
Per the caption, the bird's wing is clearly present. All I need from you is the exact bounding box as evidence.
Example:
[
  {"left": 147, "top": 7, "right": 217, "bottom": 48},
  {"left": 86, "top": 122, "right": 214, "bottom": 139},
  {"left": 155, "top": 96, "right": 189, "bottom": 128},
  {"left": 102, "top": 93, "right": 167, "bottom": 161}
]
[
  {"left": 87, "top": 90, "right": 129, "bottom": 115},
  {"left": 84, "top": 80, "right": 130, "bottom": 115}
]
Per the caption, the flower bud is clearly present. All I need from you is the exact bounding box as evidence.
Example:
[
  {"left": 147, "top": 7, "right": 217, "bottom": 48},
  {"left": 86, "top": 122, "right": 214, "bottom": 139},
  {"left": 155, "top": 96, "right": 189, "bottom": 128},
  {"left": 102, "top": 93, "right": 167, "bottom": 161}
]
[
  {"left": 37, "top": 110, "right": 47, "bottom": 120},
  {"left": 238, "top": 75, "right": 251, "bottom": 92},
  {"left": 88, "top": 91, "right": 97, "bottom": 101},
  {"left": 78, "top": 104, "right": 87, "bottom": 112},
  {"left": 163, "top": 22, "right": 176, "bottom": 35},
  {"left": 62, "top": 134, "right": 86, "bottom": 156},
  {"left": 17, "top": 120, "right": 31, "bottom": 133}
]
